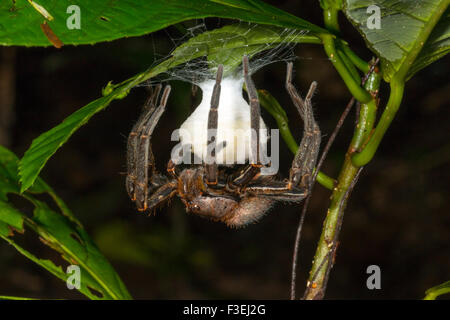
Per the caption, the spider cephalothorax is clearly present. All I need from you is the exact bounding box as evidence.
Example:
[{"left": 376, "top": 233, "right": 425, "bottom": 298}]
[{"left": 126, "top": 56, "right": 321, "bottom": 227}]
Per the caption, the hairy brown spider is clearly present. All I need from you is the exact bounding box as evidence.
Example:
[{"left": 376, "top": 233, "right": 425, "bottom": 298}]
[{"left": 126, "top": 56, "right": 321, "bottom": 227}]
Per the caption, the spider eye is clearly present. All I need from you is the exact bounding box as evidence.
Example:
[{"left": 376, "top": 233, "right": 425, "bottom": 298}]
[{"left": 187, "top": 202, "right": 200, "bottom": 211}]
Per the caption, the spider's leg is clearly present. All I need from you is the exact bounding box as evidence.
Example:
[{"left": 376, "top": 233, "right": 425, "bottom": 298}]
[
  {"left": 135, "top": 85, "right": 171, "bottom": 211},
  {"left": 285, "top": 62, "right": 321, "bottom": 190},
  {"left": 166, "top": 159, "right": 178, "bottom": 179},
  {"left": 245, "top": 180, "right": 307, "bottom": 202},
  {"left": 229, "top": 56, "right": 263, "bottom": 188},
  {"left": 205, "top": 64, "right": 224, "bottom": 185},
  {"left": 243, "top": 55, "right": 262, "bottom": 167},
  {"left": 146, "top": 180, "right": 178, "bottom": 212},
  {"left": 143, "top": 84, "right": 162, "bottom": 113},
  {"left": 229, "top": 164, "right": 261, "bottom": 187},
  {"left": 126, "top": 84, "right": 162, "bottom": 201}
]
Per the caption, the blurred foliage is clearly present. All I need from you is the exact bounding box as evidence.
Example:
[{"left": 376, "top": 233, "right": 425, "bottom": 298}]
[
  {"left": 0, "top": 146, "right": 131, "bottom": 299},
  {"left": 424, "top": 280, "right": 450, "bottom": 300},
  {"left": 93, "top": 219, "right": 215, "bottom": 274}
]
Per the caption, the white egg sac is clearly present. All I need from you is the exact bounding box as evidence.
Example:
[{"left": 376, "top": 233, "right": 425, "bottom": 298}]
[{"left": 179, "top": 76, "right": 268, "bottom": 165}]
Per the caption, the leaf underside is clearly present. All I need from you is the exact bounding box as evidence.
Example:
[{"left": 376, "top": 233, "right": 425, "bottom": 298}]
[
  {"left": 344, "top": 0, "right": 449, "bottom": 81},
  {"left": 0, "top": 0, "right": 326, "bottom": 47}
]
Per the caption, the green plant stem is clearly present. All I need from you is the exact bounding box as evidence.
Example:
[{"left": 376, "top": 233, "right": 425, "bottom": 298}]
[
  {"left": 304, "top": 154, "right": 358, "bottom": 299},
  {"left": 349, "top": 72, "right": 380, "bottom": 151},
  {"left": 304, "top": 68, "right": 380, "bottom": 299},
  {"left": 320, "top": 8, "right": 371, "bottom": 103},
  {"left": 352, "top": 77, "right": 404, "bottom": 166},
  {"left": 336, "top": 47, "right": 360, "bottom": 84},
  {"left": 338, "top": 41, "right": 370, "bottom": 73},
  {"left": 323, "top": 6, "right": 340, "bottom": 35},
  {"left": 316, "top": 171, "right": 335, "bottom": 190},
  {"left": 323, "top": 6, "right": 370, "bottom": 75},
  {"left": 320, "top": 34, "right": 372, "bottom": 104}
]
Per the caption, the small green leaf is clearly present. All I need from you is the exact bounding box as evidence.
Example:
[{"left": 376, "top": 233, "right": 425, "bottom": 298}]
[
  {"left": 424, "top": 280, "right": 450, "bottom": 300},
  {"left": 344, "top": 0, "right": 449, "bottom": 82},
  {"left": 19, "top": 94, "right": 115, "bottom": 192},
  {"left": 0, "top": 0, "right": 327, "bottom": 47},
  {"left": 102, "top": 81, "right": 115, "bottom": 96},
  {"left": 18, "top": 24, "right": 320, "bottom": 192},
  {"left": 0, "top": 146, "right": 131, "bottom": 300}
]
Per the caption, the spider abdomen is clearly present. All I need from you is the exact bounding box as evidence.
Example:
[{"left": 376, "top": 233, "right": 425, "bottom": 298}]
[{"left": 185, "top": 194, "right": 274, "bottom": 227}]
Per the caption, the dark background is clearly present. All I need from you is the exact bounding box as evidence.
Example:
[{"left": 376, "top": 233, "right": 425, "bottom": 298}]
[{"left": 0, "top": 1, "right": 449, "bottom": 299}]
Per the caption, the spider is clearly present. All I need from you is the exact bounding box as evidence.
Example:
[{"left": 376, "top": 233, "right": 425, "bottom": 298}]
[{"left": 126, "top": 55, "right": 321, "bottom": 227}]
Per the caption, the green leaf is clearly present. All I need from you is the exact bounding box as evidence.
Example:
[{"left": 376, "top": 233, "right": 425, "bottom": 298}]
[
  {"left": 18, "top": 23, "right": 320, "bottom": 192},
  {"left": 344, "top": 0, "right": 449, "bottom": 82},
  {"left": 0, "top": 295, "right": 39, "bottom": 300},
  {"left": 0, "top": 146, "right": 131, "bottom": 300},
  {"left": 0, "top": 200, "right": 24, "bottom": 231},
  {"left": 424, "top": 280, "right": 450, "bottom": 300},
  {"left": 0, "top": 0, "right": 327, "bottom": 47},
  {"left": 408, "top": 8, "right": 450, "bottom": 79},
  {"left": 174, "top": 23, "right": 321, "bottom": 75},
  {"left": 18, "top": 94, "right": 117, "bottom": 192}
]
